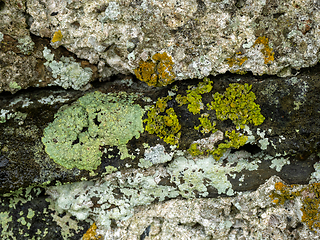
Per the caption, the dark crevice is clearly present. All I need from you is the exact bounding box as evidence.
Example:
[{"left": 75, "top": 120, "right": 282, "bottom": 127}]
[
  {"left": 232, "top": 143, "right": 262, "bottom": 155},
  {"left": 0, "top": 1, "right": 5, "bottom": 11},
  {"left": 81, "top": 127, "right": 88, "bottom": 133}
]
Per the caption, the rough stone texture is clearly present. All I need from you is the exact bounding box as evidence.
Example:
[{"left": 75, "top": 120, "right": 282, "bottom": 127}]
[
  {"left": 26, "top": 0, "right": 320, "bottom": 80},
  {"left": 0, "top": 0, "right": 97, "bottom": 93},
  {"left": 96, "top": 176, "right": 319, "bottom": 239},
  {"left": 2, "top": 175, "right": 320, "bottom": 239},
  {"left": 1, "top": 0, "right": 320, "bottom": 239},
  {"left": 0, "top": 68, "right": 320, "bottom": 193}
]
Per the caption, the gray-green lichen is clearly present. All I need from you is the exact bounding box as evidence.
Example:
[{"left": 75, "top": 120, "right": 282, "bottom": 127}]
[
  {"left": 17, "top": 35, "right": 35, "bottom": 55},
  {"left": 42, "top": 91, "right": 145, "bottom": 171},
  {"left": 43, "top": 47, "right": 93, "bottom": 90},
  {"left": 45, "top": 150, "right": 268, "bottom": 229},
  {"left": 138, "top": 144, "right": 174, "bottom": 168}
]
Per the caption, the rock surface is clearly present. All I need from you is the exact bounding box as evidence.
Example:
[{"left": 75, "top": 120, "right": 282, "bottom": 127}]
[
  {"left": 1, "top": 0, "right": 320, "bottom": 239},
  {"left": 26, "top": 0, "right": 320, "bottom": 80}
]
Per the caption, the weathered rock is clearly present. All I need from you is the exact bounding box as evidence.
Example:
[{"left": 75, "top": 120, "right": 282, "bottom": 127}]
[
  {"left": 1, "top": 1, "right": 320, "bottom": 238},
  {"left": 26, "top": 0, "right": 320, "bottom": 80},
  {"left": 2, "top": 175, "right": 320, "bottom": 239},
  {"left": 0, "top": 68, "right": 320, "bottom": 194}
]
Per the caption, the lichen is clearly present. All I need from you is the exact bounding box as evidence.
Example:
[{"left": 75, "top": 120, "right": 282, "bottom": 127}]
[
  {"left": 144, "top": 96, "right": 181, "bottom": 146},
  {"left": 208, "top": 83, "right": 265, "bottom": 129},
  {"left": 51, "top": 30, "right": 63, "bottom": 43},
  {"left": 134, "top": 52, "right": 175, "bottom": 87},
  {"left": 17, "top": 35, "right": 35, "bottom": 55},
  {"left": 270, "top": 182, "right": 320, "bottom": 232},
  {"left": 82, "top": 223, "right": 101, "bottom": 240},
  {"left": 253, "top": 36, "right": 274, "bottom": 64},
  {"left": 43, "top": 47, "right": 93, "bottom": 90},
  {"left": 42, "top": 91, "right": 145, "bottom": 171},
  {"left": 226, "top": 52, "right": 248, "bottom": 67},
  {"left": 176, "top": 77, "right": 213, "bottom": 114},
  {"left": 9, "top": 81, "right": 21, "bottom": 90},
  {"left": 194, "top": 113, "right": 217, "bottom": 134},
  {"left": 189, "top": 130, "right": 248, "bottom": 160}
]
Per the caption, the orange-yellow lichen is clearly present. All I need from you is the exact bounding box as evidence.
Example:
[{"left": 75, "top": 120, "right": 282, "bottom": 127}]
[
  {"left": 82, "top": 223, "right": 101, "bottom": 240},
  {"left": 253, "top": 36, "right": 274, "bottom": 64},
  {"left": 51, "top": 30, "right": 63, "bottom": 43},
  {"left": 270, "top": 182, "right": 320, "bottom": 232},
  {"left": 134, "top": 52, "right": 175, "bottom": 87},
  {"left": 226, "top": 54, "right": 248, "bottom": 67}
]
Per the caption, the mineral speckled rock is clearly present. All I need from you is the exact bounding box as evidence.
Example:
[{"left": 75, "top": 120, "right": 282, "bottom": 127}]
[{"left": 26, "top": 0, "right": 320, "bottom": 79}]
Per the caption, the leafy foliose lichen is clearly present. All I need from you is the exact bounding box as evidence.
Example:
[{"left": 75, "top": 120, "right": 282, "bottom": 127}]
[
  {"left": 189, "top": 130, "right": 248, "bottom": 160},
  {"left": 134, "top": 52, "right": 175, "bottom": 87},
  {"left": 144, "top": 96, "right": 181, "bottom": 146},
  {"left": 187, "top": 82, "right": 264, "bottom": 160},
  {"left": 194, "top": 113, "right": 217, "bottom": 134},
  {"left": 208, "top": 83, "right": 265, "bottom": 129},
  {"left": 176, "top": 77, "right": 213, "bottom": 114},
  {"left": 42, "top": 91, "right": 145, "bottom": 171}
]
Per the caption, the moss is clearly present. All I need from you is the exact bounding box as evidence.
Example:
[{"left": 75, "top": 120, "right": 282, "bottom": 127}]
[
  {"left": 134, "top": 52, "right": 175, "bottom": 87},
  {"left": 270, "top": 182, "right": 320, "bottom": 232},
  {"left": 208, "top": 83, "right": 265, "bottom": 129},
  {"left": 42, "top": 91, "right": 145, "bottom": 171},
  {"left": 144, "top": 96, "right": 181, "bottom": 146},
  {"left": 253, "top": 36, "right": 274, "bottom": 64},
  {"left": 51, "top": 30, "right": 63, "bottom": 43},
  {"left": 176, "top": 77, "right": 213, "bottom": 114}
]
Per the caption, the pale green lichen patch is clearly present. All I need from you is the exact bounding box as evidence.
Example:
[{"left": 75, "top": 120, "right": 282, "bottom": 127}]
[
  {"left": 9, "top": 81, "right": 21, "bottom": 90},
  {"left": 43, "top": 47, "right": 93, "bottom": 90},
  {"left": 138, "top": 144, "right": 173, "bottom": 168},
  {"left": 46, "top": 150, "right": 264, "bottom": 229},
  {"left": 17, "top": 35, "right": 35, "bottom": 55},
  {"left": 167, "top": 152, "right": 258, "bottom": 198},
  {"left": 0, "top": 211, "right": 13, "bottom": 239},
  {"left": 42, "top": 91, "right": 145, "bottom": 171}
]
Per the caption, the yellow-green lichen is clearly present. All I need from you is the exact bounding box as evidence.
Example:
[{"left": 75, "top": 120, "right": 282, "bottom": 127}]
[
  {"left": 208, "top": 83, "right": 265, "bottom": 129},
  {"left": 9, "top": 81, "right": 21, "bottom": 90},
  {"left": 270, "top": 182, "right": 320, "bottom": 232},
  {"left": 42, "top": 91, "right": 145, "bottom": 171},
  {"left": 176, "top": 77, "right": 213, "bottom": 114},
  {"left": 194, "top": 113, "right": 217, "bottom": 134},
  {"left": 134, "top": 52, "right": 175, "bottom": 87},
  {"left": 188, "top": 82, "right": 264, "bottom": 160},
  {"left": 189, "top": 130, "right": 248, "bottom": 160},
  {"left": 144, "top": 96, "right": 181, "bottom": 146}
]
